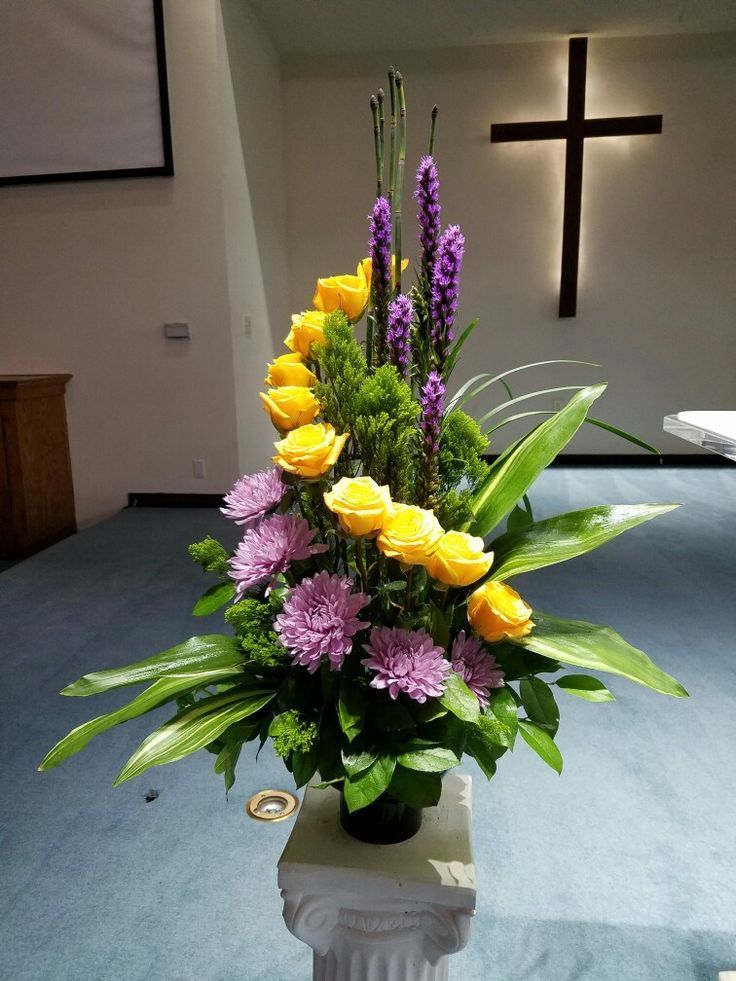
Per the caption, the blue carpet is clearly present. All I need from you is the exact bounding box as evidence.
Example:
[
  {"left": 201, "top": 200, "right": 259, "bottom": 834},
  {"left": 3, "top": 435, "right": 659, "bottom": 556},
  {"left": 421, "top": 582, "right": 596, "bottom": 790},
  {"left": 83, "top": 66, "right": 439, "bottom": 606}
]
[{"left": 1, "top": 468, "right": 734, "bottom": 981}]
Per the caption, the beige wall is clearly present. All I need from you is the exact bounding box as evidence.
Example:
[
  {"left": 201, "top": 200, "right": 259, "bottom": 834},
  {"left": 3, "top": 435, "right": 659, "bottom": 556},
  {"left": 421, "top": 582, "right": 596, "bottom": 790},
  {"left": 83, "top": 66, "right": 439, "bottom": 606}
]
[
  {"left": 282, "top": 34, "right": 736, "bottom": 453},
  {"left": 0, "top": 0, "right": 282, "bottom": 527}
]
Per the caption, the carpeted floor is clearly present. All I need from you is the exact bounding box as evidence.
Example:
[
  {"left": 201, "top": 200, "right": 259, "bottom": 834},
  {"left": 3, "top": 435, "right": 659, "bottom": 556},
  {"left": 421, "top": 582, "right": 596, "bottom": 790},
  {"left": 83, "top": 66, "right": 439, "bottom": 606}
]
[{"left": 1, "top": 467, "right": 734, "bottom": 981}]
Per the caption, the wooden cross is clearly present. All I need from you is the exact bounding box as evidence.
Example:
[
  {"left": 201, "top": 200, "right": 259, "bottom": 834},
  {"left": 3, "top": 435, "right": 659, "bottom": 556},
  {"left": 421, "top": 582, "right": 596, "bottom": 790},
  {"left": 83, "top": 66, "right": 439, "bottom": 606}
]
[{"left": 491, "top": 37, "right": 662, "bottom": 318}]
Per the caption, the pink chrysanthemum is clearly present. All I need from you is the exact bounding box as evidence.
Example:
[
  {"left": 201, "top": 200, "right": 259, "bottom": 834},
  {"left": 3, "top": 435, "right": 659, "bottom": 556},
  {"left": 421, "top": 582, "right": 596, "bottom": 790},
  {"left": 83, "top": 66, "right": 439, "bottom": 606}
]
[
  {"left": 450, "top": 631, "right": 505, "bottom": 709},
  {"left": 362, "top": 627, "right": 451, "bottom": 703},
  {"left": 275, "top": 571, "right": 370, "bottom": 674},
  {"left": 221, "top": 468, "right": 286, "bottom": 527},
  {"left": 228, "top": 514, "right": 327, "bottom": 598}
]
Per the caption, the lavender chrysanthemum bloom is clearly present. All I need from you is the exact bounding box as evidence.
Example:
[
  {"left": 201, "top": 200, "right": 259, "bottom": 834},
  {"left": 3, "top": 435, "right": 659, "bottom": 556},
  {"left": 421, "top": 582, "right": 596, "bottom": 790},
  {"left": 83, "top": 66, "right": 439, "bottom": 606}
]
[
  {"left": 430, "top": 224, "right": 465, "bottom": 362},
  {"left": 220, "top": 468, "right": 286, "bottom": 527},
  {"left": 362, "top": 627, "right": 451, "bottom": 703},
  {"left": 228, "top": 514, "right": 327, "bottom": 599},
  {"left": 275, "top": 571, "right": 370, "bottom": 674},
  {"left": 369, "top": 196, "right": 392, "bottom": 357},
  {"left": 420, "top": 369, "right": 445, "bottom": 454},
  {"left": 414, "top": 155, "right": 441, "bottom": 284},
  {"left": 451, "top": 631, "right": 505, "bottom": 710},
  {"left": 386, "top": 293, "right": 413, "bottom": 380}
]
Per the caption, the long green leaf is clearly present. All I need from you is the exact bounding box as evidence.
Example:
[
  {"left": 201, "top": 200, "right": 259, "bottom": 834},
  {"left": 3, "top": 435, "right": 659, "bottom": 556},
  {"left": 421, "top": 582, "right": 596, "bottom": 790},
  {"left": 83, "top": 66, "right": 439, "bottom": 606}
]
[
  {"left": 446, "top": 359, "right": 598, "bottom": 414},
  {"left": 518, "top": 720, "right": 563, "bottom": 773},
  {"left": 62, "top": 635, "right": 243, "bottom": 697},
  {"left": 445, "top": 318, "right": 479, "bottom": 376},
  {"left": 520, "top": 677, "right": 559, "bottom": 735},
  {"left": 513, "top": 612, "right": 688, "bottom": 698},
  {"left": 468, "top": 384, "right": 606, "bottom": 538},
  {"left": 114, "top": 688, "right": 276, "bottom": 785},
  {"left": 485, "top": 411, "right": 660, "bottom": 454},
  {"left": 490, "top": 504, "right": 679, "bottom": 580},
  {"left": 475, "top": 386, "right": 586, "bottom": 429},
  {"left": 39, "top": 666, "right": 245, "bottom": 771}
]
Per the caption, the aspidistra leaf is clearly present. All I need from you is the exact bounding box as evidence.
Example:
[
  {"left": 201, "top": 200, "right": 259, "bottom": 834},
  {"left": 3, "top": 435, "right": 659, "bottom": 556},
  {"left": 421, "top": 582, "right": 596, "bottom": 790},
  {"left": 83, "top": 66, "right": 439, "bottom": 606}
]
[
  {"left": 467, "top": 384, "right": 606, "bottom": 538},
  {"left": 62, "top": 635, "right": 244, "bottom": 697},
  {"left": 193, "top": 581, "right": 236, "bottom": 616},
  {"left": 39, "top": 665, "right": 245, "bottom": 771},
  {"left": 514, "top": 612, "right": 688, "bottom": 698},
  {"left": 490, "top": 504, "right": 679, "bottom": 580},
  {"left": 114, "top": 688, "right": 276, "bottom": 785}
]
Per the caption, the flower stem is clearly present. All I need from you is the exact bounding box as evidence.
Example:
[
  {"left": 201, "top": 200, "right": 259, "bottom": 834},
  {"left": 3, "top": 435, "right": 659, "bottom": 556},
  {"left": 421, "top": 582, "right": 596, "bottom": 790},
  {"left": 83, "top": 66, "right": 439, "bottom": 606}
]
[
  {"left": 354, "top": 537, "right": 368, "bottom": 593},
  {"left": 429, "top": 104, "right": 438, "bottom": 156},
  {"left": 370, "top": 94, "right": 382, "bottom": 198},
  {"left": 378, "top": 87, "right": 385, "bottom": 183},
  {"left": 395, "top": 71, "right": 406, "bottom": 296},
  {"left": 387, "top": 67, "right": 396, "bottom": 212}
]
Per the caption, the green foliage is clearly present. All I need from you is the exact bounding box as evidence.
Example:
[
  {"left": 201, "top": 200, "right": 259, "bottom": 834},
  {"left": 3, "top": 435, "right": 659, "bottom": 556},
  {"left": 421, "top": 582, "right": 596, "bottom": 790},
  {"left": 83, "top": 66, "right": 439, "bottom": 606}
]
[
  {"left": 314, "top": 310, "right": 368, "bottom": 440},
  {"left": 269, "top": 710, "right": 318, "bottom": 759},
  {"left": 188, "top": 536, "right": 230, "bottom": 576},
  {"left": 436, "top": 488, "right": 474, "bottom": 532},
  {"left": 225, "top": 598, "right": 289, "bottom": 668},
  {"left": 352, "top": 364, "right": 419, "bottom": 498},
  {"left": 438, "top": 410, "right": 488, "bottom": 491}
]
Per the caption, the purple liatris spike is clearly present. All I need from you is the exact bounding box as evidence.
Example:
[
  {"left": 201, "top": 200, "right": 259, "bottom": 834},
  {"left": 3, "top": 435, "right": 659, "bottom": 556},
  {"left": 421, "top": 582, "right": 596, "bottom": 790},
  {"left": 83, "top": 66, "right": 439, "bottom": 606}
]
[
  {"left": 414, "top": 156, "right": 441, "bottom": 283},
  {"left": 386, "top": 294, "right": 413, "bottom": 380},
  {"left": 430, "top": 224, "right": 465, "bottom": 363},
  {"left": 368, "top": 196, "right": 392, "bottom": 358},
  {"left": 420, "top": 369, "right": 445, "bottom": 454}
]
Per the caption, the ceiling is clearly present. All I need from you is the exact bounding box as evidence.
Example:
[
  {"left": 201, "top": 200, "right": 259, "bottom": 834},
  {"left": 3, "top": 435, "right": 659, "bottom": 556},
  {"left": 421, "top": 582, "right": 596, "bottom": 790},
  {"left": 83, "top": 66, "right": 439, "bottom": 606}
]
[{"left": 247, "top": 0, "right": 736, "bottom": 57}]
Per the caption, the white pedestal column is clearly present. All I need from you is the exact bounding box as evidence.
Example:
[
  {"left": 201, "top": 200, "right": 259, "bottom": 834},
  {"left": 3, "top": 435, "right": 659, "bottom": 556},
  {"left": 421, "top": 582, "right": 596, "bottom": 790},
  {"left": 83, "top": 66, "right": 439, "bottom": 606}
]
[{"left": 278, "top": 772, "right": 476, "bottom": 981}]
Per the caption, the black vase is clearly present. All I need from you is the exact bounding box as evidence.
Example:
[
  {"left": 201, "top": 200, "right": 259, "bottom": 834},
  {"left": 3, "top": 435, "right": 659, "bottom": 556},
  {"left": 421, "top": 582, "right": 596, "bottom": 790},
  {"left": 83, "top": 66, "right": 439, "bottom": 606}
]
[{"left": 339, "top": 790, "right": 423, "bottom": 844}]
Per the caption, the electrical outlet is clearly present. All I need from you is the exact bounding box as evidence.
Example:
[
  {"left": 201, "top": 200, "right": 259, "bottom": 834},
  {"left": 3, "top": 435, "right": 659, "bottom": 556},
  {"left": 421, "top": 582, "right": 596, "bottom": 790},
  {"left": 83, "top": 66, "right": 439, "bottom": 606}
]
[
  {"left": 243, "top": 315, "right": 252, "bottom": 336},
  {"left": 193, "top": 459, "right": 206, "bottom": 479}
]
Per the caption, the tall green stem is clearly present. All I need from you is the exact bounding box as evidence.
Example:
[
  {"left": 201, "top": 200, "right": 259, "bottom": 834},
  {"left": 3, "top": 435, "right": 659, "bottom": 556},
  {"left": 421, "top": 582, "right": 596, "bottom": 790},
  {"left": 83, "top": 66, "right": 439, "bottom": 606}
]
[
  {"left": 377, "top": 88, "right": 385, "bottom": 183},
  {"left": 429, "top": 104, "right": 438, "bottom": 156},
  {"left": 354, "top": 537, "right": 368, "bottom": 593},
  {"left": 387, "top": 67, "right": 396, "bottom": 212},
  {"left": 395, "top": 72, "right": 407, "bottom": 296},
  {"left": 370, "top": 94, "right": 382, "bottom": 198}
]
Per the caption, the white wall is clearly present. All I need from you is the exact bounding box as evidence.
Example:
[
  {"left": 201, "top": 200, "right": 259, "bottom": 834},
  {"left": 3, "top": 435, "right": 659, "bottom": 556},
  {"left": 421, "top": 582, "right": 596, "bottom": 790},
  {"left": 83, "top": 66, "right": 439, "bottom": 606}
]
[
  {"left": 0, "top": 0, "right": 281, "bottom": 527},
  {"left": 282, "top": 34, "right": 736, "bottom": 453}
]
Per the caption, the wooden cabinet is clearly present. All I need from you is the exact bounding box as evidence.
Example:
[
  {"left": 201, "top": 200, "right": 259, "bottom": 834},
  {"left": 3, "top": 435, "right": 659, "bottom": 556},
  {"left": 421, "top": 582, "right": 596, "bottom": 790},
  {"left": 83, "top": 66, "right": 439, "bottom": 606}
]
[{"left": 0, "top": 375, "right": 76, "bottom": 558}]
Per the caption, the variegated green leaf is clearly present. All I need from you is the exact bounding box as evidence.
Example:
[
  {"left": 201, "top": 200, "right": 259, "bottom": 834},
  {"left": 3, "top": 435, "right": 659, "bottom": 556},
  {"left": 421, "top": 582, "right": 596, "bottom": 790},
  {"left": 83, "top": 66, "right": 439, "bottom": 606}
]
[
  {"left": 114, "top": 688, "right": 276, "bottom": 785},
  {"left": 62, "top": 635, "right": 243, "bottom": 697},
  {"left": 39, "top": 666, "right": 245, "bottom": 771}
]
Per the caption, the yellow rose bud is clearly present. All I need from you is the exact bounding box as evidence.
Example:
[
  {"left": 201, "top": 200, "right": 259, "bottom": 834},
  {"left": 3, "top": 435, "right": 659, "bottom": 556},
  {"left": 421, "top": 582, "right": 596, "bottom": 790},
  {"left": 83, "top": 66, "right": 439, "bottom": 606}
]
[
  {"left": 323, "top": 476, "right": 392, "bottom": 538},
  {"left": 285, "top": 311, "right": 327, "bottom": 358},
  {"left": 259, "top": 387, "right": 320, "bottom": 432},
  {"left": 376, "top": 503, "right": 444, "bottom": 567},
  {"left": 426, "top": 531, "right": 494, "bottom": 588},
  {"left": 265, "top": 353, "right": 316, "bottom": 388},
  {"left": 273, "top": 422, "right": 349, "bottom": 479},
  {"left": 360, "top": 255, "right": 410, "bottom": 287},
  {"left": 312, "top": 268, "right": 370, "bottom": 322},
  {"left": 467, "top": 580, "right": 534, "bottom": 643}
]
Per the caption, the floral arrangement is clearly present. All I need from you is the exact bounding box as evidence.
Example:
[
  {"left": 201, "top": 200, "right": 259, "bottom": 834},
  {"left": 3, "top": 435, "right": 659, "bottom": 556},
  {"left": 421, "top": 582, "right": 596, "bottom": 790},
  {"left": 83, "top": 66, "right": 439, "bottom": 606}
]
[{"left": 41, "top": 71, "right": 686, "bottom": 815}]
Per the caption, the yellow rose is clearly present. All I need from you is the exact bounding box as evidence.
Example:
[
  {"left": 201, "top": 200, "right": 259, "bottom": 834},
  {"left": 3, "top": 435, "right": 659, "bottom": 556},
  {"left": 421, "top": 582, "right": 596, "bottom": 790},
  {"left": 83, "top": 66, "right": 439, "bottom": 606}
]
[
  {"left": 323, "top": 476, "right": 392, "bottom": 538},
  {"left": 265, "top": 353, "right": 316, "bottom": 388},
  {"left": 259, "top": 387, "right": 320, "bottom": 432},
  {"left": 273, "top": 422, "right": 349, "bottom": 479},
  {"left": 285, "top": 311, "right": 327, "bottom": 358},
  {"left": 467, "top": 580, "right": 534, "bottom": 643},
  {"left": 360, "top": 255, "right": 410, "bottom": 287},
  {"left": 376, "top": 503, "right": 444, "bottom": 567},
  {"left": 426, "top": 531, "right": 494, "bottom": 587},
  {"left": 312, "top": 267, "right": 370, "bottom": 322}
]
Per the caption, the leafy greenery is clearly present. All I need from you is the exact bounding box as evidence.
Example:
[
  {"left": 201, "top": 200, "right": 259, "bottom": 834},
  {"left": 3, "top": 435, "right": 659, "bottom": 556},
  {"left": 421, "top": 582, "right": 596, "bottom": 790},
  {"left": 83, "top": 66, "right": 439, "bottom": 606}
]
[
  {"left": 188, "top": 536, "right": 230, "bottom": 576},
  {"left": 269, "top": 710, "right": 318, "bottom": 759},
  {"left": 225, "top": 597, "right": 289, "bottom": 668}
]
